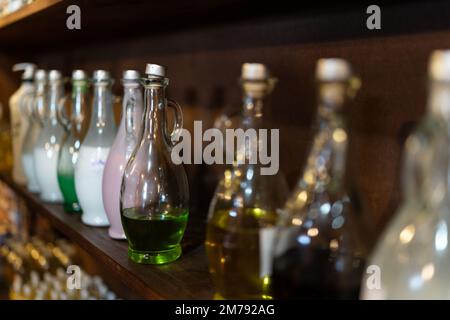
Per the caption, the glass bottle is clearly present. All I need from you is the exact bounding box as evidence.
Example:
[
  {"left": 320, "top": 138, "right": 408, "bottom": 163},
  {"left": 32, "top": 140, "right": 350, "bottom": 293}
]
[
  {"left": 205, "top": 63, "right": 288, "bottom": 300},
  {"left": 271, "top": 59, "right": 370, "bottom": 300},
  {"left": 22, "top": 69, "right": 46, "bottom": 193},
  {"left": 57, "top": 70, "right": 90, "bottom": 213},
  {"left": 120, "top": 63, "right": 188, "bottom": 264},
  {"left": 75, "top": 70, "right": 116, "bottom": 226},
  {"left": 9, "top": 63, "right": 36, "bottom": 185},
  {"left": 361, "top": 50, "right": 450, "bottom": 299},
  {"left": 103, "top": 70, "right": 143, "bottom": 239},
  {"left": 33, "top": 70, "right": 65, "bottom": 203}
]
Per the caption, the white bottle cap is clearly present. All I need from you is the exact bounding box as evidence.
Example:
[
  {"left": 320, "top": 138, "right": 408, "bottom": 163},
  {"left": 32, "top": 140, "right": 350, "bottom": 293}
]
[
  {"left": 93, "top": 70, "right": 111, "bottom": 81},
  {"left": 429, "top": 50, "right": 450, "bottom": 82},
  {"left": 123, "top": 69, "right": 140, "bottom": 80},
  {"left": 12, "top": 63, "right": 36, "bottom": 80},
  {"left": 72, "top": 69, "right": 87, "bottom": 81},
  {"left": 316, "top": 58, "right": 352, "bottom": 81},
  {"left": 48, "top": 70, "right": 62, "bottom": 82},
  {"left": 145, "top": 63, "right": 166, "bottom": 77},
  {"left": 241, "top": 63, "right": 268, "bottom": 80},
  {"left": 34, "top": 69, "right": 47, "bottom": 82}
]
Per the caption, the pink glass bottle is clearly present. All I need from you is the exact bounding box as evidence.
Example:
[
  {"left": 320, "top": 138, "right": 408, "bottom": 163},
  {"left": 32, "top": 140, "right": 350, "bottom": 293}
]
[{"left": 102, "top": 70, "right": 143, "bottom": 239}]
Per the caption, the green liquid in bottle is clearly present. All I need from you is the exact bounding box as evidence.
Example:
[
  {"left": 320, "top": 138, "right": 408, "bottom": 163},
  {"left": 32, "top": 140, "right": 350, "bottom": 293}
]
[
  {"left": 206, "top": 208, "right": 277, "bottom": 300},
  {"left": 121, "top": 207, "right": 189, "bottom": 264},
  {"left": 57, "top": 173, "right": 82, "bottom": 213}
]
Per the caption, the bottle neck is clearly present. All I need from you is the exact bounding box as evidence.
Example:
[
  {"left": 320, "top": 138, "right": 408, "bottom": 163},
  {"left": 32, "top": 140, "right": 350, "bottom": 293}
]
[
  {"left": 240, "top": 81, "right": 269, "bottom": 129},
  {"left": 72, "top": 81, "right": 88, "bottom": 133},
  {"left": 48, "top": 81, "right": 64, "bottom": 120},
  {"left": 302, "top": 82, "right": 349, "bottom": 192},
  {"left": 428, "top": 82, "right": 450, "bottom": 121},
  {"left": 142, "top": 84, "right": 166, "bottom": 141},
  {"left": 121, "top": 83, "right": 141, "bottom": 125},
  {"left": 91, "top": 82, "right": 114, "bottom": 133}
]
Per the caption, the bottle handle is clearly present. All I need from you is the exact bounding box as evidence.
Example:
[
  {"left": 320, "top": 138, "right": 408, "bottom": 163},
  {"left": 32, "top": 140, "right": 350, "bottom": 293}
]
[
  {"left": 32, "top": 93, "right": 45, "bottom": 126},
  {"left": 166, "top": 99, "right": 183, "bottom": 145},
  {"left": 124, "top": 94, "right": 139, "bottom": 158},
  {"left": 57, "top": 95, "right": 71, "bottom": 131}
]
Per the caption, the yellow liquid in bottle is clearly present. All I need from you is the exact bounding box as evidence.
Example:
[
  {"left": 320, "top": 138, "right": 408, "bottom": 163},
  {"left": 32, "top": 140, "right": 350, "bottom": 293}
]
[{"left": 206, "top": 208, "right": 277, "bottom": 300}]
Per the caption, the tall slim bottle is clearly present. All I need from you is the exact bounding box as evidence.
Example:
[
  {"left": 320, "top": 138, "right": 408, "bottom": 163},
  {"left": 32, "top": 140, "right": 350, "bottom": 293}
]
[
  {"left": 271, "top": 59, "right": 370, "bottom": 299},
  {"left": 205, "top": 63, "right": 288, "bottom": 299},
  {"left": 33, "top": 70, "right": 65, "bottom": 203},
  {"left": 57, "top": 70, "right": 90, "bottom": 213},
  {"left": 103, "top": 70, "right": 143, "bottom": 239},
  {"left": 361, "top": 50, "right": 450, "bottom": 299},
  {"left": 75, "top": 70, "right": 116, "bottom": 226},
  {"left": 120, "top": 63, "right": 189, "bottom": 264},
  {"left": 22, "top": 69, "right": 46, "bottom": 193},
  {"left": 9, "top": 63, "right": 36, "bottom": 185}
]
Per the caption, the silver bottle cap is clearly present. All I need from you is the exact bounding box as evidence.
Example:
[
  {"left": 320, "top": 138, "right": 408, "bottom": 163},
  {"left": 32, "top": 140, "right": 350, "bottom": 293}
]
[
  {"left": 34, "top": 69, "right": 47, "bottom": 81},
  {"left": 72, "top": 69, "right": 87, "bottom": 80},
  {"left": 123, "top": 69, "right": 140, "bottom": 80},
  {"left": 241, "top": 63, "right": 268, "bottom": 80},
  {"left": 93, "top": 70, "right": 111, "bottom": 81},
  {"left": 429, "top": 50, "right": 450, "bottom": 82},
  {"left": 48, "top": 70, "right": 62, "bottom": 82},
  {"left": 316, "top": 58, "right": 352, "bottom": 81},
  {"left": 145, "top": 64, "right": 166, "bottom": 77}
]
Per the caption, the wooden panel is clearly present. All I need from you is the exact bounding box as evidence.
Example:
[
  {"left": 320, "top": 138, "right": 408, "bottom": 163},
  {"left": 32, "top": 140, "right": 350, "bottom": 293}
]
[{"left": 0, "top": 0, "right": 62, "bottom": 29}]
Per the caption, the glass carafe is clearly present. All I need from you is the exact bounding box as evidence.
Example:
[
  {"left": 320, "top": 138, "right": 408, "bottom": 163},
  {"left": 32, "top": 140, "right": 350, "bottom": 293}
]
[
  {"left": 361, "top": 50, "right": 450, "bottom": 299},
  {"left": 33, "top": 70, "right": 65, "bottom": 203},
  {"left": 103, "top": 70, "right": 143, "bottom": 239},
  {"left": 205, "top": 63, "right": 288, "bottom": 300},
  {"left": 120, "top": 63, "right": 188, "bottom": 264},
  {"left": 21, "top": 69, "right": 46, "bottom": 193},
  {"left": 271, "top": 59, "right": 370, "bottom": 300},
  {"left": 75, "top": 70, "right": 116, "bottom": 226},
  {"left": 57, "top": 70, "right": 90, "bottom": 213}
]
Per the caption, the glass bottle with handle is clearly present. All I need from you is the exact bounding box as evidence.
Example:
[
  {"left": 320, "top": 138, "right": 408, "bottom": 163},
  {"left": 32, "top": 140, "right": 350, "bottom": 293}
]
[
  {"left": 205, "top": 63, "right": 289, "bottom": 300},
  {"left": 9, "top": 63, "right": 36, "bottom": 185},
  {"left": 361, "top": 50, "right": 450, "bottom": 299},
  {"left": 271, "top": 59, "right": 371, "bottom": 300},
  {"left": 33, "top": 70, "right": 65, "bottom": 203},
  {"left": 103, "top": 70, "right": 143, "bottom": 239},
  {"left": 57, "top": 70, "right": 90, "bottom": 213},
  {"left": 21, "top": 69, "right": 46, "bottom": 194},
  {"left": 75, "top": 70, "right": 117, "bottom": 226},
  {"left": 120, "top": 63, "right": 189, "bottom": 264}
]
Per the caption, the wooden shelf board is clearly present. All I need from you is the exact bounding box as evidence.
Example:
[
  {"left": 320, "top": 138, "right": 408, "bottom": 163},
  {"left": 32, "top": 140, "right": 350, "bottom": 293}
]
[{"left": 0, "top": 172, "right": 214, "bottom": 300}]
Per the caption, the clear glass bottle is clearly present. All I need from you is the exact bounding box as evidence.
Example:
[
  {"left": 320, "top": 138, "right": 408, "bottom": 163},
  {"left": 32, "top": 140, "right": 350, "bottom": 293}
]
[
  {"left": 9, "top": 63, "right": 36, "bottom": 185},
  {"left": 205, "top": 63, "right": 288, "bottom": 300},
  {"left": 33, "top": 70, "right": 65, "bottom": 203},
  {"left": 120, "top": 63, "right": 188, "bottom": 264},
  {"left": 271, "top": 59, "right": 370, "bottom": 300},
  {"left": 75, "top": 70, "right": 117, "bottom": 226},
  {"left": 361, "top": 50, "right": 450, "bottom": 299},
  {"left": 103, "top": 70, "right": 143, "bottom": 239},
  {"left": 57, "top": 70, "right": 90, "bottom": 213},
  {"left": 22, "top": 69, "right": 46, "bottom": 193}
]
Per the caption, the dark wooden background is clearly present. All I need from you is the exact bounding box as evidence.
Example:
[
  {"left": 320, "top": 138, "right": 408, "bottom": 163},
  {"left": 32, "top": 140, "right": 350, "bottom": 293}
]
[{"left": 2, "top": 0, "right": 450, "bottom": 235}]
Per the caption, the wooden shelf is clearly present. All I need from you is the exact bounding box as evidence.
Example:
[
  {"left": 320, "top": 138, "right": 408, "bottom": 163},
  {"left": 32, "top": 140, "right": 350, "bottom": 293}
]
[
  {"left": 0, "top": 172, "right": 214, "bottom": 300},
  {"left": 0, "top": 0, "right": 62, "bottom": 29}
]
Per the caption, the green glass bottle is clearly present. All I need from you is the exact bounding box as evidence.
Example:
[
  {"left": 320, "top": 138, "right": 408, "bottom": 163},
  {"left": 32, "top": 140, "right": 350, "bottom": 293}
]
[{"left": 57, "top": 70, "right": 90, "bottom": 213}]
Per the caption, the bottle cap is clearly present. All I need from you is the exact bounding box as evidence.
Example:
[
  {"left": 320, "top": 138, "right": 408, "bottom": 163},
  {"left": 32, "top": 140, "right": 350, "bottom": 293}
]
[
  {"left": 145, "top": 63, "right": 166, "bottom": 77},
  {"left": 241, "top": 63, "right": 268, "bottom": 80},
  {"left": 34, "top": 69, "right": 47, "bottom": 82},
  {"left": 12, "top": 63, "right": 36, "bottom": 80},
  {"left": 92, "top": 70, "right": 111, "bottom": 81},
  {"left": 316, "top": 58, "right": 352, "bottom": 81},
  {"left": 48, "top": 70, "right": 62, "bottom": 82},
  {"left": 429, "top": 50, "right": 450, "bottom": 82},
  {"left": 72, "top": 69, "right": 87, "bottom": 81},
  {"left": 123, "top": 69, "right": 140, "bottom": 80}
]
